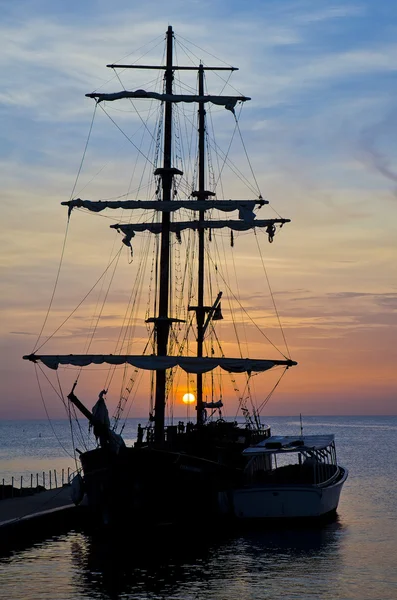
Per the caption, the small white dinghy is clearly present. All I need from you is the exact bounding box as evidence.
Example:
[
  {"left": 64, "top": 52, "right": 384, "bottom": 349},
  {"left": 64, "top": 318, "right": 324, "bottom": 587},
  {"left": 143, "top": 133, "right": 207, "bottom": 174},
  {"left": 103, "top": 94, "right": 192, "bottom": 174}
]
[{"left": 230, "top": 434, "right": 348, "bottom": 520}]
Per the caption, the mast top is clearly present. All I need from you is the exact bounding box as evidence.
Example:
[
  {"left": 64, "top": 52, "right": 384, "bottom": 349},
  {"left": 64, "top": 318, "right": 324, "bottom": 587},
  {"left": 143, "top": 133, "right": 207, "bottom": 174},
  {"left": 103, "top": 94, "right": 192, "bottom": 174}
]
[{"left": 107, "top": 26, "right": 238, "bottom": 72}]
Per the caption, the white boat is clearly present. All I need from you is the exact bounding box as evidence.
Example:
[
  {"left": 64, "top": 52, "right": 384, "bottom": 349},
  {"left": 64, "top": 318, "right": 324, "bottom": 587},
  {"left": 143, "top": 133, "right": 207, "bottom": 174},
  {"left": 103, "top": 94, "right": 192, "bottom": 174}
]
[{"left": 227, "top": 434, "right": 348, "bottom": 520}]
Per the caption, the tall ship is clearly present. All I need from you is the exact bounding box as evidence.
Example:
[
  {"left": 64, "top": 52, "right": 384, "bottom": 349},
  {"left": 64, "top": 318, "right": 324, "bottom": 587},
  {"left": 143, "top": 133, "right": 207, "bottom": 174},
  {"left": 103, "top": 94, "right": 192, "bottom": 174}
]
[{"left": 23, "top": 26, "right": 301, "bottom": 525}]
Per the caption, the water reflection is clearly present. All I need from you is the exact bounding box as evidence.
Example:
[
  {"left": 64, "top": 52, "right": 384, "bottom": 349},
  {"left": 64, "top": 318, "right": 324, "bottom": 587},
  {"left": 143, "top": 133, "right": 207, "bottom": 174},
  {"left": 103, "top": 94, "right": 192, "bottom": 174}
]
[
  {"left": 69, "top": 519, "right": 344, "bottom": 600},
  {"left": 71, "top": 527, "right": 229, "bottom": 599}
]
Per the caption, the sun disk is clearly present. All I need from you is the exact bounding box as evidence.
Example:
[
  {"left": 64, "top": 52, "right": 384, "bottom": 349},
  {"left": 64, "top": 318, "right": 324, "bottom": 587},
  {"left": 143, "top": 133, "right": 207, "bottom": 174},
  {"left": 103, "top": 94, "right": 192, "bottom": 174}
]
[{"left": 182, "top": 393, "right": 195, "bottom": 404}]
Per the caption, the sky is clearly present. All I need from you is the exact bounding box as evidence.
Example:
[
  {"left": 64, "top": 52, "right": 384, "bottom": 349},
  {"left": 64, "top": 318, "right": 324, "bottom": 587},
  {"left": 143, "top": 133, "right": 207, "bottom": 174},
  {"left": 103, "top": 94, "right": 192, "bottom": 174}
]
[{"left": 1, "top": 0, "right": 396, "bottom": 420}]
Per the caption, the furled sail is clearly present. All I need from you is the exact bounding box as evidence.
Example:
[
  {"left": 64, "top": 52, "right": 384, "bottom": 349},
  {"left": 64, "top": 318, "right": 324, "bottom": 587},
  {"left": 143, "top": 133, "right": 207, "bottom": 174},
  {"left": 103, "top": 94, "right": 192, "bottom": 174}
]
[
  {"left": 203, "top": 400, "right": 224, "bottom": 409},
  {"left": 111, "top": 218, "right": 289, "bottom": 236},
  {"left": 86, "top": 89, "right": 250, "bottom": 112},
  {"left": 62, "top": 198, "right": 267, "bottom": 217},
  {"left": 23, "top": 354, "right": 297, "bottom": 373}
]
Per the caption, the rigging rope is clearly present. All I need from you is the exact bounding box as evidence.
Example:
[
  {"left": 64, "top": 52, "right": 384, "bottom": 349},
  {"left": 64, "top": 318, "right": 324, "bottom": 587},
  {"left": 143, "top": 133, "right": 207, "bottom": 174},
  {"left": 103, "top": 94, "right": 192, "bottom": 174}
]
[
  {"left": 108, "top": 35, "right": 165, "bottom": 73},
  {"left": 234, "top": 113, "right": 262, "bottom": 199},
  {"left": 33, "top": 247, "right": 123, "bottom": 353},
  {"left": 32, "top": 103, "right": 99, "bottom": 354},
  {"left": 206, "top": 109, "right": 260, "bottom": 198},
  {"left": 256, "top": 367, "right": 289, "bottom": 413},
  {"left": 36, "top": 364, "right": 89, "bottom": 454},
  {"left": 90, "top": 36, "right": 165, "bottom": 95},
  {"left": 69, "top": 103, "right": 98, "bottom": 200},
  {"left": 72, "top": 233, "right": 124, "bottom": 389},
  {"left": 97, "top": 103, "right": 156, "bottom": 166},
  {"left": 34, "top": 364, "right": 76, "bottom": 460},
  {"left": 254, "top": 230, "right": 291, "bottom": 359},
  {"left": 57, "top": 371, "right": 81, "bottom": 467},
  {"left": 205, "top": 248, "right": 289, "bottom": 359},
  {"left": 113, "top": 70, "right": 161, "bottom": 148},
  {"left": 31, "top": 217, "right": 70, "bottom": 354},
  {"left": 176, "top": 35, "right": 234, "bottom": 69},
  {"left": 106, "top": 231, "right": 153, "bottom": 397}
]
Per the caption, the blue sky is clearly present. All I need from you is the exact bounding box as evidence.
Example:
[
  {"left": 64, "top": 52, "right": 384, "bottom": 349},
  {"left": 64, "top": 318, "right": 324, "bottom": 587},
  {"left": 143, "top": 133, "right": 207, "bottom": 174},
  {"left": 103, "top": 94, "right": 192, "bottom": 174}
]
[
  {"left": 3, "top": 1, "right": 397, "bottom": 188},
  {"left": 1, "top": 0, "right": 396, "bottom": 418}
]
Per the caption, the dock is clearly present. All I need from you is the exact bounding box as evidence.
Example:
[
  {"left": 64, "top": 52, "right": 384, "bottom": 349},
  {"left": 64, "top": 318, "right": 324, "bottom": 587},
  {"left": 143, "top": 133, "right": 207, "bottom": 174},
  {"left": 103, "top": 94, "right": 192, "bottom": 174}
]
[{"left": 0, "top": 486, "right": 84, "bottom": 546}]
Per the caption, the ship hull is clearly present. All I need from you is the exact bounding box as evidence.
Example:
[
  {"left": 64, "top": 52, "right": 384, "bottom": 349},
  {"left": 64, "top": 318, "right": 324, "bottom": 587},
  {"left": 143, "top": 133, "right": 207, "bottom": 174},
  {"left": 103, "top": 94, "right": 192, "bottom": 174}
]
[
  {"left": 81, "top": 447, "right": 239, "bottom": 524},
  {"left": 79, "top": 423, "right": 270, "bottom": 525}
]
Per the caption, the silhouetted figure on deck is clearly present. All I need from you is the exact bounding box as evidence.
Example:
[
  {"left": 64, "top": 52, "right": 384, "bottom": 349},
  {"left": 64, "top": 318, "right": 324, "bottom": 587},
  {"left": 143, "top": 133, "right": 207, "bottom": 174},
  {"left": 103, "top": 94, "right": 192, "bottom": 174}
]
[
  {"left": 137, "top": 423, "right": 143, "bottom": 444},
  {"left": 91, "top": 389, "right": 110, "bottom": 445}
]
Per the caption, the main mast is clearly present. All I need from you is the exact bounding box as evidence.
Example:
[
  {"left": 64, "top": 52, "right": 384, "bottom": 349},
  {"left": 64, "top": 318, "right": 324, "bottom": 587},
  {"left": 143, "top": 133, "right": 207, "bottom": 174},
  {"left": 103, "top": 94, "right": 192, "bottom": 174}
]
[
  {"left": 154, "top": 25, "right": 174, "bottom": 444},
  {"left": 195, "top": 65, "right": 207, "bottom": 426}
]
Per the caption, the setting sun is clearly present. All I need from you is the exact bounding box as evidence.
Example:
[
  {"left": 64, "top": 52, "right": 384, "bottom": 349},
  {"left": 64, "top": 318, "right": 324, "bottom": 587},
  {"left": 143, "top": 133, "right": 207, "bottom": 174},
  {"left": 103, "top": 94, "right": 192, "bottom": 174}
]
[{"left": 182, "top": 393, "right": 196, "bottom": 405}]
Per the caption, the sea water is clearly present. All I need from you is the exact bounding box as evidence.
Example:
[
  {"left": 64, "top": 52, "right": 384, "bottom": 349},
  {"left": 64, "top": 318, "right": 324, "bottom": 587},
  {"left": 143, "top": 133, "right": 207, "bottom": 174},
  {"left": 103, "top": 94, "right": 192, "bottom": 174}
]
[{"left": 1, "top": 415, "right": 397, "bottom": 600}]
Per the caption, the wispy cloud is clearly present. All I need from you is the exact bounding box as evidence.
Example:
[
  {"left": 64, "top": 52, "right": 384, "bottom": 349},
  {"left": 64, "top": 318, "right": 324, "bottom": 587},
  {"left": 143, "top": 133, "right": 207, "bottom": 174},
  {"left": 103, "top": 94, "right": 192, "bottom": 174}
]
[
  {"left": 1, "top": 0, "right": 396, "bottom": 416},
  {"left": 9, "top": 331, "right": 36, "bottom": 336},
  {"left": 359, "top": 113, "right": 397, "bottom": 192}
]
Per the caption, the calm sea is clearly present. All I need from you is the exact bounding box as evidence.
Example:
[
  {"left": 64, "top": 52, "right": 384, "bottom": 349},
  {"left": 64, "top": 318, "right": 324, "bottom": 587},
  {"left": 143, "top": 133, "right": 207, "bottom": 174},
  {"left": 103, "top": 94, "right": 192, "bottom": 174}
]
[{"left": 1, "top": 415, "right": 397, "bottom": 600}]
